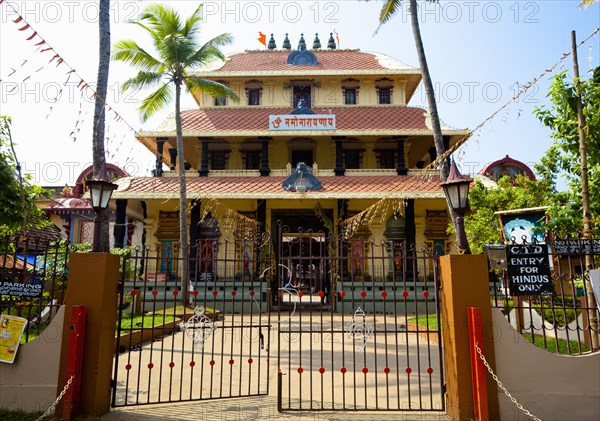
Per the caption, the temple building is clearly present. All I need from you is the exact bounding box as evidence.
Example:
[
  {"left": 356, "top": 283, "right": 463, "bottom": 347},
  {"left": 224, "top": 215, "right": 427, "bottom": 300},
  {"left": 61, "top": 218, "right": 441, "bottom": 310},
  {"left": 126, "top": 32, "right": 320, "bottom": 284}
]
[{"left": 110, "top": 34, "right": 470, "bottom": 292}]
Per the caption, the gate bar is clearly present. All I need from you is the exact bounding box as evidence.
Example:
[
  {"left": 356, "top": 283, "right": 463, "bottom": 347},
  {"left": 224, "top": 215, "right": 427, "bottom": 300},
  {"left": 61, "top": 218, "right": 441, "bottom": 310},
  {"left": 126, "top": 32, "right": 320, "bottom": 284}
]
[{"left": 468, "top": 307, "right": 488, "bottom": 421}]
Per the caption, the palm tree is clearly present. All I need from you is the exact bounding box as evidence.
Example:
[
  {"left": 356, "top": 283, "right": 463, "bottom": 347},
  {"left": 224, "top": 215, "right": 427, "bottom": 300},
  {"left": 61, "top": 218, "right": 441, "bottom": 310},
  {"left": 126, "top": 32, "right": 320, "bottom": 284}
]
[
  {"left": 373, "top": 0, "right": 448, "bottom": 178},
  {"left": 92, "top": 0, "right": 111, "bottom": 251},
  {"left": 113, "top": 3, "right": 239, "bottom": 300}
]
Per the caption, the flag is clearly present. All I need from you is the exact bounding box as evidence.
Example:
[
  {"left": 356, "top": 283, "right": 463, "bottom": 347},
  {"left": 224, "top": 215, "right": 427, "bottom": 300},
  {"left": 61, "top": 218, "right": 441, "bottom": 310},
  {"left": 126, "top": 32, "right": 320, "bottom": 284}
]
[{"left": 258, "top": 32, "right": 266, "bottom": 47}]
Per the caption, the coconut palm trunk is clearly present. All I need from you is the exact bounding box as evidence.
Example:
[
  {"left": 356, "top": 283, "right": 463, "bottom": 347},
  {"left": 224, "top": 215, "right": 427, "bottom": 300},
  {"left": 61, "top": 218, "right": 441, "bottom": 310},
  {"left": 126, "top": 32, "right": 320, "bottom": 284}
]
[{"left": 92, "top": 0, "right": 111, "bottom": 251}]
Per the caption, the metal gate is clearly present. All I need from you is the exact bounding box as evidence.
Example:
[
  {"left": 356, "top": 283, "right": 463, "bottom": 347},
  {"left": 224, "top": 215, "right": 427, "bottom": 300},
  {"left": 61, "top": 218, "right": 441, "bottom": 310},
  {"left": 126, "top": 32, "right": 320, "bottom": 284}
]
[
  {"left": 275, "top": 225, "right": 444, "bottom": 411},
  {"left": 112, "top": 236, "right": 272, "bottom": 407}
]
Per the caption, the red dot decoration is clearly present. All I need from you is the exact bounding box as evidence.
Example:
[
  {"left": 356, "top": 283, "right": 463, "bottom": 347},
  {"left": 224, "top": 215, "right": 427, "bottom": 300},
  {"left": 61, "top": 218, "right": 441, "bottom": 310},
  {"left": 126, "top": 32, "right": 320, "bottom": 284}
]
[
  {"left": 229, "top": 359, "right": 235, "bottom": 365},
  {"left": 209, "top": 360, "right": 215, "bottom": 366},
  {"left": 319, "top": 367, "right": 325, "bottom": 374},
  {"left": 340, "top": 367, "right": 347, "bottom": 374},
  {"left": 297, "top": 367, "right": 304, "bottom": 374},
  {"left": 402, "top": 291, "right": 408, "bottom": 298},
  {"left": 362, "top": 367, "right": 369, "bottom": 374},
  {"left": 231, "top": 290, "right": 237, "bottom": 296},
  {"left": 339, "top": 291, "right": 346, "bottom": 298},
  {"left": 172, "top": 290, "right": 179, "bottom": 296},
  {"left": 212, "top": 290, "right": 218, "bottom": 297},
  {"left": 152, "top": 290, "right": 158, "bottom": 297},
  {"left": 360, "top": 291, "right": 367, "bottom": 298},
  {"left": 248, "top": 358, "right": 253, "bottom": 364},
  {"left": 406, "top": 367, "right": 412, "bottom": 374},
  {"left": 427, "top": 367, "right": 434, "bottom": 374},
  {"left": 250, "top": 290, "right": 255, "bottom": 297},
  {"left": 384, "top": 367, "right": 390, "bottom": 374},
  {"left": 193, "top": 290, "right": 199, "bottom": 296},
  {"left": 147, "top": 363, "right": 154, "bottom": 369},
  {"left": 298, "top": 291, "right": 304, "bottom": 298},
  {"left": 318, "top": 291, "right": 325, "bottom": 298},
  {"left": 190, "top": 361, "right": 196, "bottom": 367},
  {"left": 130, "top": 290, "right": 137, "bottom": 296},
  {"left": 381, "top": 291, "right": 388, "bottom": 298},
  {"left": 169, "top": 362, "right": 175, "bottom": 368},
  {"left": 423, "top": 290, "right": 430, "bottom": 298},
  {"left": 125, "top": 364, "right": 132, "bottom": 371}
]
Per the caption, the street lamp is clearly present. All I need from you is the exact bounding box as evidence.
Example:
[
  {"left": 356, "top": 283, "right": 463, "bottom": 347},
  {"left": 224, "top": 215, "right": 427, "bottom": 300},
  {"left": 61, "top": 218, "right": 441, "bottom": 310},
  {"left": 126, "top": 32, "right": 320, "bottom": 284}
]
[
  {"left": 86, "top": 164, "right": 118, "bottom": 252},
  {"left": 441, "top": 160, "right": 472, "bottom": 254}
]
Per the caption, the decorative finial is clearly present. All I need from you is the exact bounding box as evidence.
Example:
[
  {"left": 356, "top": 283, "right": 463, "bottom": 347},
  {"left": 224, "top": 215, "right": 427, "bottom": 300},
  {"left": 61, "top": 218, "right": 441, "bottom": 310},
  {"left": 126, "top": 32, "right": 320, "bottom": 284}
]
[
  {"left": 268, "top": 33, "right": 277, "bottom": 50},
  {"left": 282, "top": 33, "right": 291, "bottom": 50},
  {"left": 327, "top": 33, "right": 336, "bottom": 49},
  {"left": 313, "top": 33, "right": 321, "bottom": 49},
  {"left": 298, "top": 33, "right": 306, "bottom": 51}
]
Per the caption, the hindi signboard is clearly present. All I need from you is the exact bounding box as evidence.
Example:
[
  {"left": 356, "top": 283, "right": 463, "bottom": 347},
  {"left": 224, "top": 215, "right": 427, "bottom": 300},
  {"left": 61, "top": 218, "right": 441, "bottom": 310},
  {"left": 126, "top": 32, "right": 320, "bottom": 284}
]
[
  {"left": 0, "top": 315, "right": 28, "bottom": 364},
  {"left": 269, "top": 114, "right": 336, "bottom": 131},
  {"left": 507, "top": 244, "right": 554, "bottom": 296}
]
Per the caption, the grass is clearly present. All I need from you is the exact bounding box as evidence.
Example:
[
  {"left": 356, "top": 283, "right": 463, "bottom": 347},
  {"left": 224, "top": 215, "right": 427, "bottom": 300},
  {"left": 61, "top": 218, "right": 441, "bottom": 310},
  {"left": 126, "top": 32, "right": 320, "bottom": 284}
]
[
  {"left": 521, "top": 332, "right": 591, "bottom": 355},
  {"left": 492, "top": 297, "right": 581, "bottom": 327},
  {"left": 118, "top": 313, "right": 177, "bottom": 330},
  {"left": 407, "top": 314, "right": 441, "bottom": 331}
]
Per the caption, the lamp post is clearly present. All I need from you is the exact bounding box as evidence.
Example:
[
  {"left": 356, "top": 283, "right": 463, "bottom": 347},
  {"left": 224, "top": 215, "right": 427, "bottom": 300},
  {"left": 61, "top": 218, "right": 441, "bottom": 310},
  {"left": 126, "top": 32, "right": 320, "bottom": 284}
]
[
  {"left": 441, "top": 160, "right": 472, "bottom": 254},
  {"left": 86, "top": 164, "right": 118, "bottom": 252}
]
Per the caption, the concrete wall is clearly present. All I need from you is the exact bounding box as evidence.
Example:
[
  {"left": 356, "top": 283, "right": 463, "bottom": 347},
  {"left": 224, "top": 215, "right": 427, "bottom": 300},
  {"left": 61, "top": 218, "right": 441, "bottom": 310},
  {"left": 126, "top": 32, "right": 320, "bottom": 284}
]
[
  {"left": 0, "top": 306, "right": 64, "bottom": 412},
  {"left": 492, "top": 308, "right": 600, "bottom": 421}
]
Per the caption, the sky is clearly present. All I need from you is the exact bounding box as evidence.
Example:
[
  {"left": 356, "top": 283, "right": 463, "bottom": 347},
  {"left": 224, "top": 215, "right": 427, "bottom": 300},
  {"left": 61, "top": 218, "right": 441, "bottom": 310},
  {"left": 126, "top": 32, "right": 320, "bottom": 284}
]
[{"left": 0, "top": 0, "right": 598, "bottom": 187}]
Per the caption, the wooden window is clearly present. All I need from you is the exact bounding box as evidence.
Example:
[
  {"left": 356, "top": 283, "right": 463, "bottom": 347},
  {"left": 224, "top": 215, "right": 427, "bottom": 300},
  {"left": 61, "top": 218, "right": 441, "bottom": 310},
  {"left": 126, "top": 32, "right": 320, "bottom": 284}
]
[
  {"left": 214, "top": 96, "right": 226, "bottom": 106},
  {"left": 344, "top": 150, "right": 360, "bottom": 169},
  {"left": 245, "top": 150, "right": 261, "bottom": 170},
  {"left": 378, "top": 87, "right": 391, "bottom": 104},
  {"left": 378, "top": 150, "right": 395, "bottom": 169},
  {"left": 344, "top": 88, "right": 357, "bottom": 105},
  {"left": 211, "top": 151, "right": 226, "bottom": 170},
  {"left": 248, "top": 89, "right": 261, "bottom": 106}
]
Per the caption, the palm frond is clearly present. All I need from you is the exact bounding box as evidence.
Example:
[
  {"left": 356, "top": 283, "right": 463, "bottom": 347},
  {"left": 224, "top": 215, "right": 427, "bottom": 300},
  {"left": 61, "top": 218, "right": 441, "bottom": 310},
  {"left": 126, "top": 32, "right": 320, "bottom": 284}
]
[
  {"left": 138, "top": 4, "right": 182, "bottom": 46},
  {"left": 188, "top": 33, "right": 233, "bottom": 68},
  {"left": 138, "top": 83, "right": 173, "bottom": 122},
  {"left": 379, "top": 0, "right": 402, "bottom": 24},
  {"left": 182, "top": 4, "right": 204, "bottom": 38},
  {"left": 122, "top": 71, "right": 164, "bottom": 93},
  {"left": 184, "top": 77, "right": 240, "bottom": 103},
  {"left": 112, "top": 40, "right": 162, "bottom": 71}
]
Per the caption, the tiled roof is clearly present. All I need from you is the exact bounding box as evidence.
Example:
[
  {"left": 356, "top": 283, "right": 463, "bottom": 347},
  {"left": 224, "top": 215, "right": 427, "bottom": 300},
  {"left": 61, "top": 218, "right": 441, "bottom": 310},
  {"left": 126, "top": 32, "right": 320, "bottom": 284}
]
[
  {"left": 206, "top": 50, "right": 416, "bottom": 73},
  {"left": 142, "top": 107, "right": 437, "bottom": 136},
  {"left": 113, "top": 175, "right": 444, "bottom": 200}
]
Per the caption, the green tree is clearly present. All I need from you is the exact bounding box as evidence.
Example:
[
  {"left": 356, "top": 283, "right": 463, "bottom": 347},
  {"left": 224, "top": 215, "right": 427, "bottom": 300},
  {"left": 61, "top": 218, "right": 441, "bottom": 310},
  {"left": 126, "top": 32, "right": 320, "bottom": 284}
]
[
  {"left": 113, "top": 3, "right": 239, "bottom": 300},
  {"left": 0, "top": 116, "right": 49, "bottom": 235},
  {"left": 534, "top": 66, "right": 600, "bottom": 235},
  {"left": 463, "top": 176, "right": 553, "bottom": 254}
]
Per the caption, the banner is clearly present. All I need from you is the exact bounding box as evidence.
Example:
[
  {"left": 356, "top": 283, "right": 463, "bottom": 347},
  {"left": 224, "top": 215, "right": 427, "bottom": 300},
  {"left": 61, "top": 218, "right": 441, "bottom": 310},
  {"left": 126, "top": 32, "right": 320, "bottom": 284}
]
[{"left": 0, "top": 315, "right": 28, "bottom": 364}]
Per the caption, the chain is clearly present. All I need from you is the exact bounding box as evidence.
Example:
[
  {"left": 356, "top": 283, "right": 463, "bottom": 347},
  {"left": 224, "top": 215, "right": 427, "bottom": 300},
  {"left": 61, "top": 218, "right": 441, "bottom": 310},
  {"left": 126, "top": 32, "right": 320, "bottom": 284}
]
[
  {"left": 474, "top": 343, "right": 542, "bottom": 421},
  {"left": 35, "top": 374, "right": 74, "bottom": 421}
]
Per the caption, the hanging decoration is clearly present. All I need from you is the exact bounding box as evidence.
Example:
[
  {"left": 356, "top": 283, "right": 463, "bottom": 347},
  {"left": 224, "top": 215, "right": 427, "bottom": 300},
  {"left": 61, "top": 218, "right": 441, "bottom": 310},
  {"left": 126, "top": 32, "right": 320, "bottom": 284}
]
[
  {"left": 341, "top": 197, "right": 403, "bottom": 239},
  {"left": 179, "top": 306, "right": 218, "bottom": 352},
  {"left": 201, "top": 196, "right": 261, "bottom": 240}
]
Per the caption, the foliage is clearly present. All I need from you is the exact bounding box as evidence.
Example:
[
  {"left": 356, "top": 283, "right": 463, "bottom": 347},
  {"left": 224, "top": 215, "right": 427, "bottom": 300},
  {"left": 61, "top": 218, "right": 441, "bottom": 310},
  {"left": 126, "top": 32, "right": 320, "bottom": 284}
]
[
  {"left": 118, "top": 312, "right": 177, "bottom": 330},
  {"left": 0, "top": 116, "right": 50, "bottom": 235},
  {"left": 521, "top": 332, "right": 590, "bottom": 355},
  {"left": 534, "top": 66, "right": 600, "bottom": 235},
  {"left": 462, "top": 175, "right": 553, "bottom": 254}
]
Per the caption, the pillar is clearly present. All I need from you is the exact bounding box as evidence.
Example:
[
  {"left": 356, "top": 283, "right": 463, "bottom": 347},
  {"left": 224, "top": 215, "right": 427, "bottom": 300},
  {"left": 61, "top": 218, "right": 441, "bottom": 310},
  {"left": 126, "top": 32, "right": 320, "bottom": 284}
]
[
  {"left": 439, "top": 254, "right": 500, "bottom": 421},
  {"left": 168, "top": 148, "right": 177, "bottom": 170},
  {"left": 259, "top": 137, "right": 271, "bottom": 176},
  {"left": 153, "top": 138, "right": 167, "bottom": 177},
  {"left": 199, "top": 138, "right": 210, "bottom": 176},
  {"left": 57, "top": 253, "right": 120, "bottom": 417},
  {"left": 396, "top": 137, "right": 408, "bottom": 175},
  {"left": 113, "top": 199, "right": 127, "bottom": 248},
  {"left": 334, "top": 137, "right": 345, "bottom": 176},
  {"left": 189, "top": 199, "right": 201, "bottom": 282}
]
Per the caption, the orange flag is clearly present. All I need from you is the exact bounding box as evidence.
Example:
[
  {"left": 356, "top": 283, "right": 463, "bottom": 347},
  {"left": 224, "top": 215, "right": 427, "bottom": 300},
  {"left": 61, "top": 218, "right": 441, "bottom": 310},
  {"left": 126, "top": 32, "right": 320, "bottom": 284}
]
[{"left": 258, "top": 32, "right": 266, "bottom": 47}]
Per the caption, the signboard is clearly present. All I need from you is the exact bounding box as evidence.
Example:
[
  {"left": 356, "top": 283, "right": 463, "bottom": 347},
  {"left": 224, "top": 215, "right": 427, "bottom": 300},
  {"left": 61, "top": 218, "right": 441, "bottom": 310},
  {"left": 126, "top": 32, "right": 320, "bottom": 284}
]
[
  {"left": 553, "top": 239, "right": 600, "bottom": 255},
  {"left": 0, "top": 315, "right": 28, "bottom": 364},
  {"left": 269, "top": 114, "right": 336, "bottom": 131},
  {"left": 590, "top": 270, "right": 600, "bottom": 313},
  {"left": 0, "top": 281, "right": 42, "bottom": 298},
  {"left": 507, "top": 244, "right": 554, "bottom": 296}
]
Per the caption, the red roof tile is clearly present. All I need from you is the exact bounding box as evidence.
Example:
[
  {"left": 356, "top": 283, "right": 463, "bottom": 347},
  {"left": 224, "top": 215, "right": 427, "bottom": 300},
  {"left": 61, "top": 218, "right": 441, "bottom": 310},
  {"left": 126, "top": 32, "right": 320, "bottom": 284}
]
[
  {"left": 114, "top": 175, "right": 444, "bottom": 199},
  {"left": 210, "top": 50, "right": 415, "bottom": 73},
  {"left": 154, "top": 107, "right": 429, "bottom": 134}
]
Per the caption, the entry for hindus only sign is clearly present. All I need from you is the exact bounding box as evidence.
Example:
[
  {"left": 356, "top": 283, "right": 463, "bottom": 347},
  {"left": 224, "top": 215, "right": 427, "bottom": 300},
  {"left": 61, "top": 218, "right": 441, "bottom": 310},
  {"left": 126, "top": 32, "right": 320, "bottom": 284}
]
[
  {"left": 269, "top": 114, "right": 336, "bottom": 131},
  {"left": 507, "top": 244, "right": 554, "bottom": 296}
]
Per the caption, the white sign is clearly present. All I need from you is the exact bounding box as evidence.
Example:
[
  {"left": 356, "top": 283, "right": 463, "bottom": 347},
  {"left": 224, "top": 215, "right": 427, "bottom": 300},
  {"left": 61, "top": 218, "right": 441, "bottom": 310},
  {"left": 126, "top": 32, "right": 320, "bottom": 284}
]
[{"left": 269, "top": 114, "right": 336, "bottom": 131}]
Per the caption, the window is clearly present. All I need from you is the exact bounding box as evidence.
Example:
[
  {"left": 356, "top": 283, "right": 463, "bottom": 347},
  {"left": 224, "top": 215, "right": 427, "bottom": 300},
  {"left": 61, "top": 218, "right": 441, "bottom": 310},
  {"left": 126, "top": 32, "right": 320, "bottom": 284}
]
[
  {"left": 211, "top": 151, "right": 226, "bottom": 170},
  {"left": 245, "top": 150, "right": 261, "bottom": 170},
  {"left": 247, "top": 89, "right": 261, "bottom": 106},
  {"left": 293, "top": 85, "right": 311, "bottom": 108},
  {"left": 344, "top": 150, "right": 360, "bottom": 169},
  {"left": 379, "top": 150, "right": 395, "bottom": 169},
  {"left": 344, "top": 88, "right": 357, "bottom": 105},
  {"left": 214, "top": 96, "right": 226, "bottom": 106},
  {"left": 292, "top": 150, "right": 313, "bottom": 167},
  {"left": 378, "top": 87, "right": 391, "bottom": 104}
]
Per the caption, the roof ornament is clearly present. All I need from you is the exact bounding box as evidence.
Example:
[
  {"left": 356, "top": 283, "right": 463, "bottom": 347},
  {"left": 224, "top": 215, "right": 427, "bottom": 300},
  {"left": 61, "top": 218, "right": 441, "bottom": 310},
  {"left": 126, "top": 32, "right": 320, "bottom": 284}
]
[
  {"left": 286, "top": 33, "right": 318, "bottom": 66},
  {"left": 313, "top": 33, "right": 321, "bottom": 49},
  {"left": 282, "top": 33, "right": 291, "bottom": 50},
  {"left": 268, "top": 33, "right": 277, "bottom": 50},
  {"left": 298, "top": 33, "right": 306, "bottom": 50},
  {"left": 282, "top": 162, "right": 322, "bottom": 192},
  {"left": 327, "top": 33, "right": 336, "bottom": 49},
  {"left": 327, "top": 32, "right": 336, "bottom": 50}
]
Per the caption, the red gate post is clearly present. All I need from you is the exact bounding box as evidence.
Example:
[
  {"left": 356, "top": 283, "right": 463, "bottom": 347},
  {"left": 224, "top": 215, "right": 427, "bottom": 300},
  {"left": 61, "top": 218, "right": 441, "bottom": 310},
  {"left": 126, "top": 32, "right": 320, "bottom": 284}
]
[
  {"left": 62, "top": 305, "right": 87, "bottom": 421},
  {"left": 468, "top": 307, "right": 489, "bottom": 421}
]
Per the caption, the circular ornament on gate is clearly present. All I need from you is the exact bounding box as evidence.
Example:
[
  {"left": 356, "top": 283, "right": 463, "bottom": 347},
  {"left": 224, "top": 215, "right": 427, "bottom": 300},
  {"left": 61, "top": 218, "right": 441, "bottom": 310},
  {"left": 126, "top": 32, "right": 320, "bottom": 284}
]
[
  {"left": 402, "top": 291, "right": 408, "bottom": 298},
  {"left": 169, "top": 362, "right": 175, "bottom": 368},
  {"left": 340, "top": 367, "right": 347, "bottom": 374},
  {"left": 339, "top": 291, "right": 346, "bottom": 298},
  {"left": 297, "top": 367, "right": 304, "bottom": 374},
  {"left": 362, "top": 367, "right": 368, "bottom": 374},
  {"left": 125, "top": 364, "right": 132, "bottom": 371},
  {"left": 250, "top": 290, "right": 255, "bottom": 297},
  {"left": 190, "top": 361, "right": 196, "bottom": 367},
  {"left": 231, "top": 290, "right": 237, "bottom": 297},
  {"left": 319, "top": 367, "right": 325, "bottom": 374},
  {"left": 381, "top": 291, "right": 388, "bottom": 298},
  {"left": 229, "top": 359, "right": 235, "bottom": 365},
  {"left": 360, "top": 291, "right": 367, "bottom": 298},
  {"left": 298, "top": 291, "right": 304, "bottom": 298},
  {"left": 173, "top": 290, "right": 179, "bottom": 296},
  {"left": 210, "top": 360, "right": 215, "bottom": 366},
  {"left": 427, "top": 367, "right": 433, "bottom": 374},
  {"left": 152, "top": 290, "right": 158, "bottom": 296},
  {"left": 147, "top": 363, "right": 154, "bottom": 369},
  {"left": 193, "top": 290, "right": 199, "bottom": 296},
  {"left": 212, "top": 290, "right": 218, "bottom": 297},
  {"left": 130, "top": 290, "right": 137, "bottom": 296},
  {"left": 248, "top": 358, "right": 253, "bottom": 364},
  {"left": 406, "top": 367, "right": 412, "bottom": 374},
  {"left": 423, "top": 291, "right": 430, "bottom": 298},
  {"left": 318, "top": 291, "right": 325, "bottom": 298},
  {"left": 384, "top": 367, "right": 390, "bottom": 374}
]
